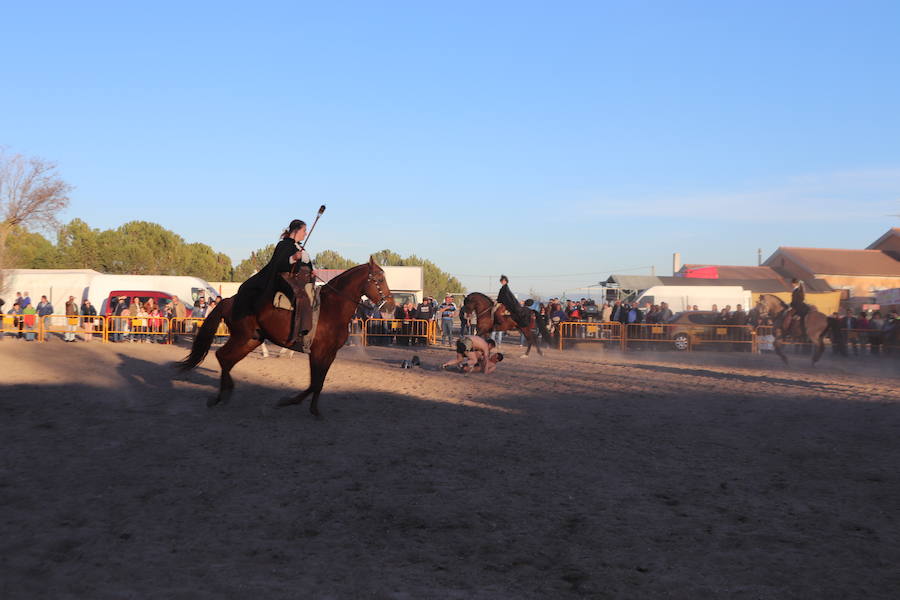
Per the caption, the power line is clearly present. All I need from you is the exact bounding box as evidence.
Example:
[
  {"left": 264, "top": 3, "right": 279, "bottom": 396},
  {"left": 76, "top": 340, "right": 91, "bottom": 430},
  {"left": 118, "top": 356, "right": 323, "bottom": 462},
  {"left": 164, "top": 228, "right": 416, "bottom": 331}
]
[{"left": 451, "top": 265, "right": 654, "bottom": 279}]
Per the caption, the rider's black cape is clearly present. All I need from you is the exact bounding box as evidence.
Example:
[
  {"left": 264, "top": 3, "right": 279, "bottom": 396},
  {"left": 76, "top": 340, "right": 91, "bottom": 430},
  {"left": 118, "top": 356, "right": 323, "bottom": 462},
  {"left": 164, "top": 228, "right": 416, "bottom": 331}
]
[
  {"left": 233, "top": 238, "right": 298, "bottom": 319},
  {"left": 498, "top": 283, "right": 531, "bottom": 328}
]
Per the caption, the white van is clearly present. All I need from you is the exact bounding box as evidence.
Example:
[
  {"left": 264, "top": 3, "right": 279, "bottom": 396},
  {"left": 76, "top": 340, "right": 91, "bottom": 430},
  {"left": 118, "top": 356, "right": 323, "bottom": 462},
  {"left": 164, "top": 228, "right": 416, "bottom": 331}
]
[{"left": 635, "top": 285, "right": 752, "bottom": 313}]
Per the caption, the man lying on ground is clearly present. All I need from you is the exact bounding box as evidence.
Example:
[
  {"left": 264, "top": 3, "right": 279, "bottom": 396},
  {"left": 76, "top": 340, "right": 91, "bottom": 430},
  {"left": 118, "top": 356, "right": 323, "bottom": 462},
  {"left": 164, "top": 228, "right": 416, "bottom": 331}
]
[{"left": 442, "top": 335, "right": 504, "bottom": 374}]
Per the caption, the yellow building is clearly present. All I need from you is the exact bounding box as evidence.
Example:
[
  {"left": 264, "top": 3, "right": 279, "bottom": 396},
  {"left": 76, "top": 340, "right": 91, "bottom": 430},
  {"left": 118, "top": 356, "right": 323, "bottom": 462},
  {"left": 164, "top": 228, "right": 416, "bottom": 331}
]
[{"left": 763, "top": 228, "right": 900, "bottom": 301}]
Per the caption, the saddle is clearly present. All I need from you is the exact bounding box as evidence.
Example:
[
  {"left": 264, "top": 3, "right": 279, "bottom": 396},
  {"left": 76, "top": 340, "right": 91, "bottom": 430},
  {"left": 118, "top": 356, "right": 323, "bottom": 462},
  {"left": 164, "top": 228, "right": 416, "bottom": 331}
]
[{"left": 273, "top": 279, "right": 321, "bottom": 353}]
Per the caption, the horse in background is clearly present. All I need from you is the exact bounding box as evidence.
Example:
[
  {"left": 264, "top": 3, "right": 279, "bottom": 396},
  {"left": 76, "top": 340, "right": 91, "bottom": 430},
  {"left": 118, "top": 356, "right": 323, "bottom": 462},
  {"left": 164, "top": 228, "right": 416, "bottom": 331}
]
[
  {"left": 176, "top": 257, "right": 392, "bottom": 416},
  {"left": 460, "top": 292, "right": 552, "bottom": 356},
  {"left": 756, "top": 293, "right": 829, "bottom": 365}
]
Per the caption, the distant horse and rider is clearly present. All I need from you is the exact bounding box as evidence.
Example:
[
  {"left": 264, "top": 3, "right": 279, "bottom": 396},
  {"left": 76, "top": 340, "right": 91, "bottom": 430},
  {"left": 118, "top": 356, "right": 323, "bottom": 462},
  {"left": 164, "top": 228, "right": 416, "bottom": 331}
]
[
  {"left": 756, "top": 278, "right": 829, "bottom": 365},
  {"left": 460, "top": 275, "right": 552, "bottom": 357},
  {"left": 177, "top": 212, "right": 393, "bottom": 417}
]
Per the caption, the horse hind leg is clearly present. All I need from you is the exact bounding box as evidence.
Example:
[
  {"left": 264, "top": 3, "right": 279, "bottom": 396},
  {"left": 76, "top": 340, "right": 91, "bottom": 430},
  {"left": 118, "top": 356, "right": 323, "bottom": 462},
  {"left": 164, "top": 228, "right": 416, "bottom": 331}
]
[
  {"left": 209, "top": 336, "right": 260, "bottom": 407},
  {"left": 277, "top": 386, "right": 313, "bottom": 408},
  {"left": 773, "top": 338, "right": 789, "bottom": 365}
]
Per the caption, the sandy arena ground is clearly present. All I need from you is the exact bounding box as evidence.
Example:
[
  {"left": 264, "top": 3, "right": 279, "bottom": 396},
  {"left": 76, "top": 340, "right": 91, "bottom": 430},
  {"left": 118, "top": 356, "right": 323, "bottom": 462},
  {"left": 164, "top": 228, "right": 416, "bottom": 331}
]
[{"left": 1, "top": 337, "right": 898, "bottom": 598}]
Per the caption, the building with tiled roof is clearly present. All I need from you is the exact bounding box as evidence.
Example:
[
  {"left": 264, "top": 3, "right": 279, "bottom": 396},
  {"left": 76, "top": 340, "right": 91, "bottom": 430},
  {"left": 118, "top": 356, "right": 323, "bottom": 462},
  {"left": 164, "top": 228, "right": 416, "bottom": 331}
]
[{"left": 763, "top": 228, "right": 900, "bottom": 298}]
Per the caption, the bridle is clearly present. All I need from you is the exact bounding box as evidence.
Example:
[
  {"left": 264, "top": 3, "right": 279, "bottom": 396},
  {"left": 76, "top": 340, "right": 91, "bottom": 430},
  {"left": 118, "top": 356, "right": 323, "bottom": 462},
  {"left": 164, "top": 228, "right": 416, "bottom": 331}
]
[{"left": 365, "top": 270, "right": 389, "bottom": 307}]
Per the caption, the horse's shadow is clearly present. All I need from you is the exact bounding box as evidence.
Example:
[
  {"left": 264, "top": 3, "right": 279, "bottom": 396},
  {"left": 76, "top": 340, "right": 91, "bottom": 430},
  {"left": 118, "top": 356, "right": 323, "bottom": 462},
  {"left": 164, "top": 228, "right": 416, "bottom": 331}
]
[
  {"left": 115, "top": 352, "right": 220, "bottom": 393},
  {"left": 627, "top": 363, "right": 850, "bottom": 393}
]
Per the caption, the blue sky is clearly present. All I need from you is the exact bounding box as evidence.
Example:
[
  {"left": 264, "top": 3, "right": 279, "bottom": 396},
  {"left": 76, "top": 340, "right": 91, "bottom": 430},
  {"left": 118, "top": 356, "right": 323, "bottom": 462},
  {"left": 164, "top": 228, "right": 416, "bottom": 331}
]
[{"left": 2, "top": 1, "right": 899, "bottom": 296}]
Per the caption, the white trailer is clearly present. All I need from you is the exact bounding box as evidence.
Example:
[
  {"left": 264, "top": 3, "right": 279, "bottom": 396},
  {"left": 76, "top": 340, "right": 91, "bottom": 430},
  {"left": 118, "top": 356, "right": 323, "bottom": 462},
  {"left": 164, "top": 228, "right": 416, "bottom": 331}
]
[
  {"left": 381, "top": 266, "right": 424, "bottom": 306},
  {"left": 1, "top": 269, "right": 218, "bottom": 314},
  {"left": 1, "top": 269, "right": 101, "bottom": 308},
  {"left": 635, "top": 285, "right": 752, "bottom": 312}
]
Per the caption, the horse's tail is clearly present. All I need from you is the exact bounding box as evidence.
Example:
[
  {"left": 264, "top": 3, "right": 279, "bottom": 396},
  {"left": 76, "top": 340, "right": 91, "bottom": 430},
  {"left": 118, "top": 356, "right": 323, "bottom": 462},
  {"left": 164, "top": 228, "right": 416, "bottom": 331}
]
[{"left": 175, "top": 301, "right": 225, "bottom": 371}]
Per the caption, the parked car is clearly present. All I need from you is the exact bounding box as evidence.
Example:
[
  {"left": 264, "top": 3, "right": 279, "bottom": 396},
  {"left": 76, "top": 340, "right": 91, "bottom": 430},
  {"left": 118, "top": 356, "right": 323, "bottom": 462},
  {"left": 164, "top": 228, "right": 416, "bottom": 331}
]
[{"left": 666, "top": 311, "right": 753, "bottom": 351}]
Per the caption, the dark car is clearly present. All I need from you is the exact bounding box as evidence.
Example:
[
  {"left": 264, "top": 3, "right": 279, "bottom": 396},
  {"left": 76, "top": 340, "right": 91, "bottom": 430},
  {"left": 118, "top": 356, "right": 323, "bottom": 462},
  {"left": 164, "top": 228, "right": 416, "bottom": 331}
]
[{"left": 667, "top": 311, "right": 752, "bottom": 351}]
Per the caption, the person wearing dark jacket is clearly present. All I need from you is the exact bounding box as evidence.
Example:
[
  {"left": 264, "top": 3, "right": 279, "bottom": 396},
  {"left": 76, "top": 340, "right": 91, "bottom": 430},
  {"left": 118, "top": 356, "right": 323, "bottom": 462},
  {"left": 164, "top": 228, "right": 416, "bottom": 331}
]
[
  {"left": 81, "top": 299, "right": 98, "bottom": 342},
  {"left": 233, "top": 219, "right": 313, "bottom": 347},
  {"left": 790, "top": 279, "right": 808, "bottom": 317},
  {"left": 497, "top": 275, "right": 531, "bottom": 329}
]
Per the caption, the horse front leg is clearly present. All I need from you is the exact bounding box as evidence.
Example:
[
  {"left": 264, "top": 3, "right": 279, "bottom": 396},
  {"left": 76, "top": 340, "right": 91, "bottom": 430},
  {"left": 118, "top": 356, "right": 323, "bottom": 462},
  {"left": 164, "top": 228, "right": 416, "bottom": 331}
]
[
  {"left": 811, "top": 335, "right": 826, "bottom": 365},
  {"left": 307, "top": 349, "right": 338, "bottom": 417}
]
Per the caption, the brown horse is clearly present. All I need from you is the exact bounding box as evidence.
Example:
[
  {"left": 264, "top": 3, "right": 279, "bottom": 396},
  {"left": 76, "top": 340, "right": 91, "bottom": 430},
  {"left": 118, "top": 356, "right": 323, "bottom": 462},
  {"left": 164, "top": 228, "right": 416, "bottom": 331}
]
[
  {"left": 176, "top": 257, "right": 392, "bottom": 416},
  {"left": 757, "top": 293, "right": 829, "bottom": 365},
  {"left": 460, "top": 292, "right": 552, "bottom": 356}
]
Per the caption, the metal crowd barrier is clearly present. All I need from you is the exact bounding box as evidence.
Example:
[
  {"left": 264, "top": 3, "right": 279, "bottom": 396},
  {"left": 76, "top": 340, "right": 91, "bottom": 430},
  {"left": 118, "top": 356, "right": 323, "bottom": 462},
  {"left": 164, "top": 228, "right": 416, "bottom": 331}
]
[
  {"left": 557, "top": 321, "right": 624, "bottom": 350},
  {"left": 107, "top": 314, "right": 172, "bottom": 343},
  {"left": 625, "top": 323, "right": 755, "bottom": 352},
  {"left": 32, "top": 314, "right": 106, "bottom": 342},
  {"left": 363, "top": 318, "right": 433, "bottom": 346},
  {"left": 757, "top": 326, "right": 898, "bottom": 355},
  {"left": 556, "top": 321, "right": 755, "bottom": 352},
  {"left": 13, "top": 315, "right": 234, "bottom": 344}
]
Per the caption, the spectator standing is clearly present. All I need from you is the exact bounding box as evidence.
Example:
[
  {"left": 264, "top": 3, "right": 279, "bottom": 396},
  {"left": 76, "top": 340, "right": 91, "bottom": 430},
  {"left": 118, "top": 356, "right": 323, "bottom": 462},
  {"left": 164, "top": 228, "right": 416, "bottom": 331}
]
[
  {"left": 869, "top": 311, "right": 885, "bottom": 355},
  {"left": 171, "top": 295, "right": 187, "bottom": 342},
  {"left": 437, "top": 294, "right": 457, "bottom": 346},
  {"left": 64, "top": 296, "right": 79, "bottom": 342},
  {"left": 21, "top": 292, "right": 32, "bottom": 310},
  {"left": 36, "top": 295, "right": 53, "bottom": 341},
  {"left": 113, "top": 296, "right": 129, "bottom": 342},
  {"left": 81, "top": 299, "right": 97, "bottom": 342},
  {"left": 601, "top": 302, "right": 612, "bottom": 322},
  {"left": 9, "top": 301, "right": 23, "bottom": 338},
  {"left": 839, "top": 309, "right": 858, "bottom": 356},
  {"left": 22, "top": 303, "right": 37, "bottom": 341}
]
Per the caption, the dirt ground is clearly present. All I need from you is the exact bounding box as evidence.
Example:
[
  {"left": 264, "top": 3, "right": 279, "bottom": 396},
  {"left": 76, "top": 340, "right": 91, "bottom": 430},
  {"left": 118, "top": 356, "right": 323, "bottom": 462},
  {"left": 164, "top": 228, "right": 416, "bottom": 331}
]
[{"left": 1, "top": 337, "right": 898, "bottom": 599}]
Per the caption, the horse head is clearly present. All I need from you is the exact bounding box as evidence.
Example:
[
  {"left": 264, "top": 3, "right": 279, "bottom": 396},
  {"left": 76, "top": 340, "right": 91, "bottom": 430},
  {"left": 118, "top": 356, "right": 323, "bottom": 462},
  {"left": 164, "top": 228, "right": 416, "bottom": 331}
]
[
  {"left": 363, "top": 256, "right": 393, "bottom": 307},
  {"left": 757, "top": 294, "right": 786, "bottom": 317}
]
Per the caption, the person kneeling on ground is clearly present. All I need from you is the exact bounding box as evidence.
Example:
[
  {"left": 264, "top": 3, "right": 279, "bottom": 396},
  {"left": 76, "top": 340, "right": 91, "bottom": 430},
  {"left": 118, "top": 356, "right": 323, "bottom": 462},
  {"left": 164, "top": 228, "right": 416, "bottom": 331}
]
[{"left": 442, "top": 335, "right": 504, "bottom": 374}]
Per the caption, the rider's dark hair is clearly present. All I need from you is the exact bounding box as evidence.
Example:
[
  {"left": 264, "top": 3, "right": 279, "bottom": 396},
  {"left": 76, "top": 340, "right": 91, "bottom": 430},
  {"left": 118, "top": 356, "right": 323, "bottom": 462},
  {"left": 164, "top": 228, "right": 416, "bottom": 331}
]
[
  {"left": 281, "top": 219, "right": 306, "bottom": 239},
  {"left": 486, "top": 338, "right": 496, "bottom": 347},
  {"left": 500, "top": 274, "right": 508, "bottom": 283}
]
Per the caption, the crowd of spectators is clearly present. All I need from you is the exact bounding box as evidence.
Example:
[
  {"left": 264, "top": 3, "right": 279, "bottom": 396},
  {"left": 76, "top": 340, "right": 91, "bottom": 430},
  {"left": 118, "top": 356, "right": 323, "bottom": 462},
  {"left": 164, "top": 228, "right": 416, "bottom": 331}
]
[{"left": 1, "top": 290, "right": 224, "bottom": 343}]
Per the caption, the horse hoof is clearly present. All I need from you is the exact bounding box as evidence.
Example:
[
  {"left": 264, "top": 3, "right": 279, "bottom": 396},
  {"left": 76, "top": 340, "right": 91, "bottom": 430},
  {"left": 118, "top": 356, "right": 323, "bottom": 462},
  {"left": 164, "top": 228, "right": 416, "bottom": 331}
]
[{"left": 277, "top": 396, "right": 299, "bottom": 407}]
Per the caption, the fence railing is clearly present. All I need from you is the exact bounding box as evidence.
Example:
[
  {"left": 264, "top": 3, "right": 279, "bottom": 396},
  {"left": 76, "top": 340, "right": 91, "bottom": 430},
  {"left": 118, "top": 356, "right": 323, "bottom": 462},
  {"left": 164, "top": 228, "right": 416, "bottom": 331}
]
[
  {"left": 6, "top": 313, "right": 895, "bottom": 356},
  {"left": 363, "top": 318, "right": 433, "bottom": 346},
  {"left": 557, "top": 321, "right": 624, "bottom": 350}
]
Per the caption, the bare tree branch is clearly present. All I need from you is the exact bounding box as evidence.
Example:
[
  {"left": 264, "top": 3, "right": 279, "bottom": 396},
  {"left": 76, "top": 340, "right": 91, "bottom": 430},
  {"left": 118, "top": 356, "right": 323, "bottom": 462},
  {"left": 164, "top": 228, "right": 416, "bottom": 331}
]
[{"left": 0, "top": 148, "right": 72, "bottom": 231}]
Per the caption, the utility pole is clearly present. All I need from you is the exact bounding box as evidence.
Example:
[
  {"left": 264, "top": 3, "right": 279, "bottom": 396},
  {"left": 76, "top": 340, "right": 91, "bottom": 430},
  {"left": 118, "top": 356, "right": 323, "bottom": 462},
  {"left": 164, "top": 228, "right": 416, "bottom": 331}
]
[{"left": 757, "top": 248, "right": 762, "bottom": 266}]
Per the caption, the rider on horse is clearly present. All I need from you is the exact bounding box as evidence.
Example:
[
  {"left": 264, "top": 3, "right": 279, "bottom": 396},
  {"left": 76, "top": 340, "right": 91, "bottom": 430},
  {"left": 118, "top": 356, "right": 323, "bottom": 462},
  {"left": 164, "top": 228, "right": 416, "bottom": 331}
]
[
  {"left": 232, "top": 219, "right": 314, "bottom": 348},
  {"left": 784, "top": 278, "right": 809, "bottom": 337},
  {"left": 497, "top": 275, "right": 532, "bottom": 329}
]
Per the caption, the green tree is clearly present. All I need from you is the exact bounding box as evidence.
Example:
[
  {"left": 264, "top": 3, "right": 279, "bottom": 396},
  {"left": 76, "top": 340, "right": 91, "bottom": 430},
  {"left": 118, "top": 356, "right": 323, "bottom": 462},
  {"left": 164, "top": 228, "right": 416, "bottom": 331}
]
[
  {"left": 57, "top": 218, "right": 102, "bottom": 268},
  {"left": 4, "top": 226, "right": 57, "bottom": 268},
  {"left": 314, "top": 249, "right": 356, "bottom": 270},
  {"left": 233, "top": 244, "right": 274, "bottom": 282},
  {"left": 370, "top": 249, "right": 465, "bottom": 299}
]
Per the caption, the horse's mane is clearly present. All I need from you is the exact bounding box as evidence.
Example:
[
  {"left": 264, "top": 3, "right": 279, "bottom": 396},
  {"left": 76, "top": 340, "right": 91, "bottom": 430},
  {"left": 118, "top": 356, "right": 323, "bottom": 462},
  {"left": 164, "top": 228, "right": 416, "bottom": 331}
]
[
  {"left": 318, "top": 261, "right": 377, "bottom": 300},
  {"left": 465, "top": 291, "right": 494, "bottom": 306},
  {"left": 761, "top": 294, "right": 788, "bottom": 310}
]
